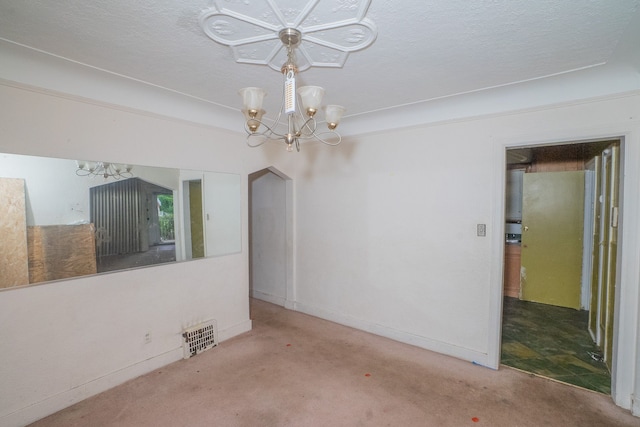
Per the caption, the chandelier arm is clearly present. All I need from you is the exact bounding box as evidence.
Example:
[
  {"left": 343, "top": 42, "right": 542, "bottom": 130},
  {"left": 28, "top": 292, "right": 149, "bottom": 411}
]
[
  {"left": 244, "top": 118, "right": 288, "bottom": 139},
  {"left": 246, "top": 131, "right": 305, "bottom": 151},
  {"left": 75, "top": 166, "right": 133, "bottom": 180},
  {"left": 309, "top": 130, "right": 342, "bottom": 146},
  {"left": 297, "top": 116, "right": 318, "bottom": 137},
  {"left": 288, "top": 113, "right": 301, "bottom": 138},
  {"left": 246, "top": 133, "right": 270, "bottom": 148},
  {"left": 268, "top": 90, "right": 289, "bottom": 134},
  {"left": 293, "top": 97, "right": 317, "bottom": 136}
]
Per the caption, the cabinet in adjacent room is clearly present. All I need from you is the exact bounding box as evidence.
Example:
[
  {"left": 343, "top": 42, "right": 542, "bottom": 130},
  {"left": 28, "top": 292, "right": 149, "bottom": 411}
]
[{"left": 504, "top": 244, "right": 521, "bottom": 298}]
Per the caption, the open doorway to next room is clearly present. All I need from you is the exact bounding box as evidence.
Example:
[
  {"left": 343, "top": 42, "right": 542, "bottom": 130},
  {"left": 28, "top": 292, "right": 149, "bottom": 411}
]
[
  {"left": 248, "top": 167, "right": 292, "bottom": 310},
  {"left": 501, "top": 139, "right": 621, "bottom": 395}
]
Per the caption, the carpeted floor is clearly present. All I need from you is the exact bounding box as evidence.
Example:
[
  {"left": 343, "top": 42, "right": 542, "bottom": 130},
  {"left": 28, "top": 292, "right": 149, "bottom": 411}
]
[{"left": 29, "top": 299, "right": 638, "bottom": 426}]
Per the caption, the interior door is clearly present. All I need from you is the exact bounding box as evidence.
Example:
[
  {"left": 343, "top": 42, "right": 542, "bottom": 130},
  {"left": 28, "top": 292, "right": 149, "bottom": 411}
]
[
  {"left": 603, "top": 145, "right": 620, "bottom": 368},
  {"left": 587, "top": 144, "right": 620, "bottom": 369},
  {"left": 588, "top": 156, "right": 603, "bottom": 343},
  {"left": 597, "top": 152, "right": 612, "bottom": 353},
  {"left": 520, "top": 171, "right": 585, "bottom": 309}
]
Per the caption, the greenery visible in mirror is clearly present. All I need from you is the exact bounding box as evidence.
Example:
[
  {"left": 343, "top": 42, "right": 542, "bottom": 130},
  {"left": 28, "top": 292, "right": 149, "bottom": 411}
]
[{"left": 0, "top": 153, "right": 241, "bottom": 289}]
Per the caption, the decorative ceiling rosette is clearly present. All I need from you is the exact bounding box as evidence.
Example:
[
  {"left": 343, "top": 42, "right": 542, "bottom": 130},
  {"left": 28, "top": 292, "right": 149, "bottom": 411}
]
[{"left": 199, "top": 0, "right": 377, "bottom": 71}]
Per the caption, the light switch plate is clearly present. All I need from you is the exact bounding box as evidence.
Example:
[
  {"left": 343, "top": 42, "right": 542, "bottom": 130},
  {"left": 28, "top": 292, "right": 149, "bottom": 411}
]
[{"left": 477, "top": 224, "right": 486, "bottom": 237}]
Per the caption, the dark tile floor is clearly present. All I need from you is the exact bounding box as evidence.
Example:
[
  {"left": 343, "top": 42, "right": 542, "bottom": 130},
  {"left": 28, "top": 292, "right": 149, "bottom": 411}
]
[{"left": 501, "top": 296, "right": 611, "bottom": 394}]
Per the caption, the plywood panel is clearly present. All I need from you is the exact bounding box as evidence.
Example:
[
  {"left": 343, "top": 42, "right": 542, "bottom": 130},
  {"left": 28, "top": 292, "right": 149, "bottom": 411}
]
[
  {"left": 0, "top": 177, "right": 29, "bottom": 288},
  {"left": 27, "top": 224, "right": 97, "bottom": 284}
]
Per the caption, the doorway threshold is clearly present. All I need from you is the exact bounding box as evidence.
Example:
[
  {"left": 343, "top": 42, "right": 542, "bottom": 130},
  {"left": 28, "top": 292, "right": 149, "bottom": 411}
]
[{"left": 501, "top": 297, "right": 610, "bottom": 394}]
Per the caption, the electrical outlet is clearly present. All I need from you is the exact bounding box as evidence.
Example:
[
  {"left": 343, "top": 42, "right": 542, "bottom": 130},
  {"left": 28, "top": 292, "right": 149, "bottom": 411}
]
[
  {"left": 144, "top": 332, "right": 152, "bottom": 344},
  {"left": 477, "top": 224, "right": 486, "bottom": 237}
]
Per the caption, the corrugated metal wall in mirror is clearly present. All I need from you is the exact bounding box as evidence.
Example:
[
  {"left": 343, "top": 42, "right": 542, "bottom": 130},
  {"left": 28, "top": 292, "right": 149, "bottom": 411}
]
[{"left": 90, "top": 178, "right": 142, "bottom": 258}]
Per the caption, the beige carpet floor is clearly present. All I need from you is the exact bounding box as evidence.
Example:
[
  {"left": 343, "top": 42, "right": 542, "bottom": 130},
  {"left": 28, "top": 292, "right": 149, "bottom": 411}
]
[{"left": 30, "top": 299, "right": 639, "bottom": 426}]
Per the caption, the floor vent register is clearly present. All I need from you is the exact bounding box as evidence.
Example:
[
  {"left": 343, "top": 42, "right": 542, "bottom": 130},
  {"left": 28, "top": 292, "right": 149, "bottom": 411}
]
[{"left": 182, "top": 320, "right": 218, "bottom": 359}]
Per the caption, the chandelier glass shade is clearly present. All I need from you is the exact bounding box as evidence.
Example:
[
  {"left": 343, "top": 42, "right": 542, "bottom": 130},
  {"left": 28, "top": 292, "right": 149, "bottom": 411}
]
[
  {"left": 76, "top": 161, "right": 133, "bottom": 180},
  {"left": 239, "top": 28, "right": 345, "bottom": 152}
]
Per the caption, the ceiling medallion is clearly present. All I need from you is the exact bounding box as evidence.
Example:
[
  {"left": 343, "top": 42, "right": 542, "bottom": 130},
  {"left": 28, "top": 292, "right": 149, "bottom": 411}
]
[{"left": 199, "top": 0, "right": 377, "bottom": 71}]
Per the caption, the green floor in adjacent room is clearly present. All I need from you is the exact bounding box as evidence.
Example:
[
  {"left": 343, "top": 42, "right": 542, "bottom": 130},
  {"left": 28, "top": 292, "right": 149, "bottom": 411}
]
[{"left": 501, "top": 296, "right": 611, "bottom": 394}]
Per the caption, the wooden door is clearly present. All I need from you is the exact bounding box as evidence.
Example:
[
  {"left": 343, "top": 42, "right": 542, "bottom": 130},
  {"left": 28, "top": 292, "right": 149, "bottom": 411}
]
[
  {"left": 588, "top": 156, "right": 603, "bottom": 343},
  {"left": 520, "top": 171, "right": 585, "bottom": 309},
  {"left": 597, "top": 151, "right": 612, "bottom": 354},
  {"left": 603, "top": 145, "right": 620, "bottom": 368},
  {"left": 586, "top": 144, "right": 620, "bottom": 370}
]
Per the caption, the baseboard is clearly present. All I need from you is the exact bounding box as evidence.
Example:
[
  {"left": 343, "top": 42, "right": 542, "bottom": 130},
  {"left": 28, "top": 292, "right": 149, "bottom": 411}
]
[
  {"left": 294, "top": 301, "right": 491, "bottom": 368},
  {"left": 3, "top": 319, "right": 253, "bottom": 427},
  {"left": 631, "top": 394, "right": 640, "bottom": 417},
  {"left": 2, "top": 347, "right": 183, "bottom": 427},
  {"left": 252, "top": 290, "right": 286, "bottom": 307},
  {"left": 218, "top": 318, "right": 252, "bottom": 342}
]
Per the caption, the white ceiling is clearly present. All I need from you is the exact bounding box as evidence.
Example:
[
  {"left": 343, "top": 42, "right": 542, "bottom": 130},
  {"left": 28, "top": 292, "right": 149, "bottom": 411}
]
[{"left": 1, "top": 0, "right": 639, "bottom": 125}]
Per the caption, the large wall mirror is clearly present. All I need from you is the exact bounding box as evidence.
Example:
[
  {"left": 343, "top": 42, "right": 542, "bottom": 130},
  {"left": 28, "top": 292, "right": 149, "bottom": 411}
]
[{"left": 0, "top": 153, "right": 241, "bottom": 289}]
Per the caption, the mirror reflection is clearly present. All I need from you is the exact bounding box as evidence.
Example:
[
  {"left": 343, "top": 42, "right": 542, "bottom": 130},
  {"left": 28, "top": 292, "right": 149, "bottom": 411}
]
[{"left": 0, "top": 153, "right": 241, "bottom": 289}]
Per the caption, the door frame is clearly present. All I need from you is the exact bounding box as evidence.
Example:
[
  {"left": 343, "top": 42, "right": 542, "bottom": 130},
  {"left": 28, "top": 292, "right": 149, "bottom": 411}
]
[
  {"left": 488, "top": 132, "right": 639, "bottom": 412},
  {"left": 248, "top": 167, "right": 295, "bottom": 309}
]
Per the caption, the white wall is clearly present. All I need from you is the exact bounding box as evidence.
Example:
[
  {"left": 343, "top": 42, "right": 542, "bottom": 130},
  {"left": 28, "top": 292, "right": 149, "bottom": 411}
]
[
  {"left": 0, "top": 82, "right": 284, "bottom": 427},
  {"left": 293, "top": 121, "right": 494, "bottom": 359},
  {"left": 1, "top": 42, "right": 639, "bottom": 422},
  {"left": 0, "top": 154, "right": 91, "bottom": 225},
  {"left": 203, "top": 172, "right": 242, "bottom": 257},
  {"left": 290, "top": 92, "right": 640, "bottom": 413}
]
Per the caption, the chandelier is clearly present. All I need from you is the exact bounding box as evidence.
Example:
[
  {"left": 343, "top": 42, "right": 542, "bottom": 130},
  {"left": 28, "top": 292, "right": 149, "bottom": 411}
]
[
  {"left": 239, "top": 28, "right": 344, "bottom": 152},
  {"left": 199, "top": 0, "right": 377, "bottom": 153},
  {"left": 76, "top": 161, "right": 133, "bottom": 180}
]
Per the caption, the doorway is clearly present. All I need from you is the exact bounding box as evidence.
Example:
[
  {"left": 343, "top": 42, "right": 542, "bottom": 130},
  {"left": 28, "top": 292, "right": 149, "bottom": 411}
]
[
  {"left": 180, "top": 172, "right": 242, "bottom": 261},
  {"left": 182, "top": 179, "right": 205, "bottom": 259},
  {"left": 500, "top": 139, "right": 622, "bottom": 395},
  {"left": 248, "top": 167, "right": 293, "bottom": 308}
]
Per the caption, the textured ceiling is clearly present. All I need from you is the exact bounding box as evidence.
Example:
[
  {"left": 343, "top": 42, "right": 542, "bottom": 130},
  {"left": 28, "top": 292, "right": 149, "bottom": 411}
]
[{"left": 0, "top": 0, "right": 639, "bottom": 121}]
